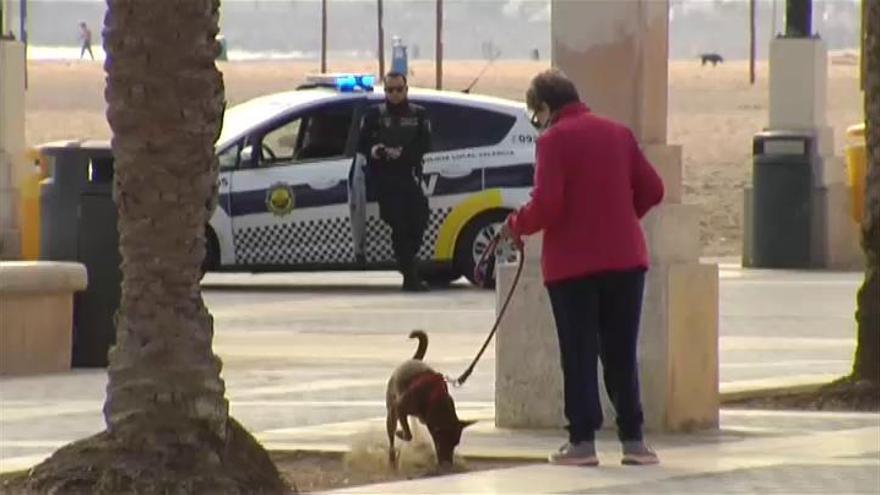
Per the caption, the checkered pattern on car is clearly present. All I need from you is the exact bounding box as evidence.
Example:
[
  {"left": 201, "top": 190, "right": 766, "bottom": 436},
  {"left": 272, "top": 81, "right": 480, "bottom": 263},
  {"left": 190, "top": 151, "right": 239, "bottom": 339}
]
[
  {"left": 234, "top": 207, "right": 453, "bottom": 266},
  {"left": 358, "top": 207, "right": 452, "bottom": 262},
  {"left": 363, "top": 206, "right": 454, "bottom": 263},
  {"left": 234, "top": 216, "right": 355, "bottom": 265},
  {"left": 363, "top": 216, "right": 393, "bottom": 262},
  {"left": 423, "top": 207, "right": 453, "bottom": 259}
]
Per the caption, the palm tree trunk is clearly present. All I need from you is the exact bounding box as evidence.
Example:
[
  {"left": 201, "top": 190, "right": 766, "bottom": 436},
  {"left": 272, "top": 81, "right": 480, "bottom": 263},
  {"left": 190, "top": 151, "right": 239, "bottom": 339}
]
[
  {"left": 22, "top": 1, "right": 289, "bottom": 492},
  {"left": 102, "top": 0, "right": 228, "bottom": 441},
  {"left": 853, "top": 0, "right": 880, "bottom": 385}
]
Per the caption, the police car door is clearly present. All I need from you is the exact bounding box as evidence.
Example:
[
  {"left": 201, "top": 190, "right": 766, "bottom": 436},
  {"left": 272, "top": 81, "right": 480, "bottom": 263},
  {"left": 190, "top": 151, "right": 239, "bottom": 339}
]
[{"left": 228, "top": 100, "right": 359, "bottom": 267}]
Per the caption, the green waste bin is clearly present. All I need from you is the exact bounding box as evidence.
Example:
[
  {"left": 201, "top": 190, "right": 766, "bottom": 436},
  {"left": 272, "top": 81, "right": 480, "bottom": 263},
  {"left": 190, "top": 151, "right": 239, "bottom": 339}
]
[
  {"left": 38, "top": 142, "right": 94, "bottom": 262},
  {"left": 73, "top": 155, "right": 120, "bottom": 367},
  {"left": 750, "top": 130, "right": 816, "bottom": 268},
  {"left": 38, "top": 141, "right": 119, "bottom": 367}
]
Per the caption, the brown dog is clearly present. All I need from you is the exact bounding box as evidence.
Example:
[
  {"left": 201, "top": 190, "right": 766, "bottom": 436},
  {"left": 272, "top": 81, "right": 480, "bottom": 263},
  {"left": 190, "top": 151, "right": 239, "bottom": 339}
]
[{"left": 386, "top": 330, "right": 476, "bottom": 468}]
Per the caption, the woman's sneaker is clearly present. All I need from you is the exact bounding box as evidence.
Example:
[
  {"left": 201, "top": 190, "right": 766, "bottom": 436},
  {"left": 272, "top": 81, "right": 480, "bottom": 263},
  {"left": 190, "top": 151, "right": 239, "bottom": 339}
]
[
  {"left": 548, "top": 442, "right": 599, "bottom": 466},
  {"left": 621, "top": 440, "right": 659, "bottom": 465}
]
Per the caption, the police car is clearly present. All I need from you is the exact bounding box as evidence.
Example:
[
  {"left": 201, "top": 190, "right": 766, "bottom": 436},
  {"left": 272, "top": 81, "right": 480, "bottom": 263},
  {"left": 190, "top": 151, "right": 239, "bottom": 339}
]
[{"left": 207, "top": 73, "right": 537, "bottom": 287}]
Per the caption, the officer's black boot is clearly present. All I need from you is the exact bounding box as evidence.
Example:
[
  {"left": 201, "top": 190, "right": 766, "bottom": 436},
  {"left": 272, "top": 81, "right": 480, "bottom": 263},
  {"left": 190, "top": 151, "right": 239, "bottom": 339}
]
[{"left": 401, "top": 261, "right": 429, "bottom": 293}]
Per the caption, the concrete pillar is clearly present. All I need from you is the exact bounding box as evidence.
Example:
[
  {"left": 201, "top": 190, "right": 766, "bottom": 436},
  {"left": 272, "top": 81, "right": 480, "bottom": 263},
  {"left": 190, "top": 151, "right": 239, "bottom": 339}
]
[
  {"left": 742, "top": 37, "right": 861, "bottom": 269},
  {"left": 771, "top": 37, "right": 861, "bottom": 269},
  {"left": 495, "top": 0, "right": 719, "bottom": 433},
  {"left": 2, "top": 0, "right": 25, "bottom": 41},
  {"left": 0, "top": 39, "right": 26, "bottom": 260},
  {"left": 550, "top": 0, "right": 669, "bottom": 146}
]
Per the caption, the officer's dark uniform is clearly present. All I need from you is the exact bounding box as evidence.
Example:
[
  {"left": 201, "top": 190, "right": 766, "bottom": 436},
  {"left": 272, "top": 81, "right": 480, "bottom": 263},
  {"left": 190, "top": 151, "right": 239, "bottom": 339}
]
[{"left": 357, "top": 101, "right": 431, "bottom": 290}]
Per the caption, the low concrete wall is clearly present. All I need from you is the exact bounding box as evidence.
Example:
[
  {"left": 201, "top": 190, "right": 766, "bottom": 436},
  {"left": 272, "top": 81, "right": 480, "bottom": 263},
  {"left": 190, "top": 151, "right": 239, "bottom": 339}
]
[{"left": 0, "top": 261, "right": 87, "bottom": 375}]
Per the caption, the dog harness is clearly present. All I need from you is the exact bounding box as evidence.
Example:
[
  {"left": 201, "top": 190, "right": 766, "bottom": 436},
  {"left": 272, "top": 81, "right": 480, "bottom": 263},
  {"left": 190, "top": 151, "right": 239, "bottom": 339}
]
[{"left": 407, "top": 371, "right": 448, "bottom": 411}]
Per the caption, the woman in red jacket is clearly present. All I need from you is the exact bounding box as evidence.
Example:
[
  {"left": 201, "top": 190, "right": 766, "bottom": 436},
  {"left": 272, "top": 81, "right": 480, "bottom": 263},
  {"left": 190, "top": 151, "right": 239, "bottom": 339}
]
[{"left": 501, "top": 69, "right": 664, "bottom": 467}]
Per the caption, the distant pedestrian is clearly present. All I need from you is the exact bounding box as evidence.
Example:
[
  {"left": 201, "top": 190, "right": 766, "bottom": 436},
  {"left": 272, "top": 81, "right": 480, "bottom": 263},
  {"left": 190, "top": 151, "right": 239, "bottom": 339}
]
[{"left": 79, "top": 22, "right": 94, "bottom": 60}]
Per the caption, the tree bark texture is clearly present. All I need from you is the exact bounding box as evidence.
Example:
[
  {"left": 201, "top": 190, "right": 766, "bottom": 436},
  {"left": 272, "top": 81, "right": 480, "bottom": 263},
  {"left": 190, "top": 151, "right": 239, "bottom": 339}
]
[
  {"left": 854, "top": 0, "right": 880, "bottom": 384},
  {"left": 21, "top": 1, "right": 290, "bottom": 492},
  {"left": 102, "top": 0, "right": 227, "bottom": 440}
]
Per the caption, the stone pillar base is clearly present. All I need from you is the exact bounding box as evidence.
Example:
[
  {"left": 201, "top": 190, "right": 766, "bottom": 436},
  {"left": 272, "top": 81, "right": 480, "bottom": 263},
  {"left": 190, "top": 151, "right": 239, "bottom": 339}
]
[
  {"left": 639, "top": 262, "right": 719, "bottom": 432},
  {"left": 817, "top": 182, "right": 863, "bottom": 270},
  {"left": 0, "top": 174, "right": 21, "bottom": 260},
  {"left": 0, "top": 228, "right": 21, "bottom": 259},
  {"left": 495, "top": 237, "right": 719, "bottom": 432},
  {"left": 495, "top": 237, "right": 564, "bottom": 429}
]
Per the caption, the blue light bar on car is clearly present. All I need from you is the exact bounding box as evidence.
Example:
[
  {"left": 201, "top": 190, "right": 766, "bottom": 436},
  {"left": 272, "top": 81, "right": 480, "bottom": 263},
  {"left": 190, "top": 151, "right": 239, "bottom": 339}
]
[{"left": 305, "top": 73, "right": 375, "bottom": 92}]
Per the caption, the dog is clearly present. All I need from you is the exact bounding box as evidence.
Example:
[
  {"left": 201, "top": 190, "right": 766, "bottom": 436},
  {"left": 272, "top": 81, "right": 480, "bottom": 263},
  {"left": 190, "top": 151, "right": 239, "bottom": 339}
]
[
  {"left": 385, "top": 330, "right": 476, "bottom": 469},
  {"left": 700, "top": 53, "right": 724, "bottom": 66}
]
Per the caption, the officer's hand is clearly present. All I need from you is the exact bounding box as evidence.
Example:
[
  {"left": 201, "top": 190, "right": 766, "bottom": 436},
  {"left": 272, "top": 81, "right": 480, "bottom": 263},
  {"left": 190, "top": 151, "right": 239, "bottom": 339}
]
[{"left": 386, "top": 147, "right": 402, "bottom": 160}]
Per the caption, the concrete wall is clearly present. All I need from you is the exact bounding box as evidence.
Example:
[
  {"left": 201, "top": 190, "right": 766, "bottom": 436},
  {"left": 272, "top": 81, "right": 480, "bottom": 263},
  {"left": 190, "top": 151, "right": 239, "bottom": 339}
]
[
  {"left": 0, "top": 39, "right": 26, "bottom": 260},
  {"left": 0, "top": 261, "right": 87, "bottom": 375}
]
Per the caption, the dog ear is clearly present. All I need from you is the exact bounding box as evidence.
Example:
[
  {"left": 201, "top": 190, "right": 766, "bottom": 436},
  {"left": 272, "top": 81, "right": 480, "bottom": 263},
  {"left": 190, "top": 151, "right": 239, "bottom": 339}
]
[{"left": 459, "top": 419, "right": 477, "bottom": 430}]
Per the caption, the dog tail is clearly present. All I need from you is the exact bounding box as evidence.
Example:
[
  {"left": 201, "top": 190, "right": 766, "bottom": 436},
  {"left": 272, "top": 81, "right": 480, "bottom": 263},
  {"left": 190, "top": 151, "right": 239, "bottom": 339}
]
[{"left": 409, "top": 330, "right": 428, "bottom": 360}]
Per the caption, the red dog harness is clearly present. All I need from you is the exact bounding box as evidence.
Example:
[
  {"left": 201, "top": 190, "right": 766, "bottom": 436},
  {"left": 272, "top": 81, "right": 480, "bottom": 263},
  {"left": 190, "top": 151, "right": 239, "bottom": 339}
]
[{"left": 406, "top": 372, "right": 448, "bottom": 411}]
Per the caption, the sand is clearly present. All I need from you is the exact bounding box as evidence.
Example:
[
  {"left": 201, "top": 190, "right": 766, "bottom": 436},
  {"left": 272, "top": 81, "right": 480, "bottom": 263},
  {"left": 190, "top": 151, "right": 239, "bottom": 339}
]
[{"left": 24, "top": 58, "right": 863, "bottom": 256}]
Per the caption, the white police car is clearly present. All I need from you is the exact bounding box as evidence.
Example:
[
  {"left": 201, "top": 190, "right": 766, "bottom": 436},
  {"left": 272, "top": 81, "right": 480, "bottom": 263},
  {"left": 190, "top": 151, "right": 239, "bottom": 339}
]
[{"left": 206, "top": 73, "right": 536, "bottom": 287}]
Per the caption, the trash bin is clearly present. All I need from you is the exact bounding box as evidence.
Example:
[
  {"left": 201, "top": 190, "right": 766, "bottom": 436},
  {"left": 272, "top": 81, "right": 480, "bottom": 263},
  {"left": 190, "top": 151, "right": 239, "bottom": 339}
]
[
  {"left": 73, "top": 154, "right": 120, "bottom": 367},
  {"left": 38, "top": 141, "right": 93, "bottom": 262},
  {"left": 38, "top": 141, "right": 119, "bottom": 367},
  {"left": 845, "top": 123, "right": 866, "bottom": 224},
  {"left": 751, "top": 130, "right": 817, "bottom": 268}
]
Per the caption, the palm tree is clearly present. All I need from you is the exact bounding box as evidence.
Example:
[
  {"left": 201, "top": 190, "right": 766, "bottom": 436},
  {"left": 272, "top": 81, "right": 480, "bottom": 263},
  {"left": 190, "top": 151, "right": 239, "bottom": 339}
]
[
  {"left": 22, "top": 1, "right": 288, "bottom": 492},
  {"left": 853, "top": 0, "right": 880, "bottom": 385}
]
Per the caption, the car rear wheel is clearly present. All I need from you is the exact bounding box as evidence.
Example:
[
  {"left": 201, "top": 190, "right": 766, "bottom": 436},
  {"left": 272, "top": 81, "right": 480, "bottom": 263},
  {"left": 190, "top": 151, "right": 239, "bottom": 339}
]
[{"left": 454, "top": 209, "right": 510, "bottom": 289}]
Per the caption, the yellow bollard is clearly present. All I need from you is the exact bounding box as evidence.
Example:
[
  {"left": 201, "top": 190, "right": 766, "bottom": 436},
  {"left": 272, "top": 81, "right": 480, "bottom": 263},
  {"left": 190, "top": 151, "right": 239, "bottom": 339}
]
[
  {"left": 845, "top": 123, "right": 866, "bottom": 224},
  {"left": 18, "top": 148, "right": 46, "bottom": 260}
]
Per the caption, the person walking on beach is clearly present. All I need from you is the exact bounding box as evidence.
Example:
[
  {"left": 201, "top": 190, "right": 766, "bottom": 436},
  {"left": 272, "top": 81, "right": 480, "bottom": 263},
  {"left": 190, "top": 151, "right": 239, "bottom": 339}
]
[{"left": 79, "top": 22, "right": 94, "bottom": 60}]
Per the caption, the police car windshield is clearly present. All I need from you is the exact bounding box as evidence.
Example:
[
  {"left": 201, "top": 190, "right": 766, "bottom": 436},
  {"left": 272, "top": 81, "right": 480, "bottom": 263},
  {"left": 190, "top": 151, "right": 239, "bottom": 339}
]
[{"left": 217, "top": 91, "right": 339, "bottom": 147}]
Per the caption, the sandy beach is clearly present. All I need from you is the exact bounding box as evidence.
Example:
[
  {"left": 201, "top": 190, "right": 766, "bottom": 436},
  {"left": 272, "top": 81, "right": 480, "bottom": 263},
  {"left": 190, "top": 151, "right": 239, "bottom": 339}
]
[{"left": 24, "top": 58, "right": 863, "bottom": 256}]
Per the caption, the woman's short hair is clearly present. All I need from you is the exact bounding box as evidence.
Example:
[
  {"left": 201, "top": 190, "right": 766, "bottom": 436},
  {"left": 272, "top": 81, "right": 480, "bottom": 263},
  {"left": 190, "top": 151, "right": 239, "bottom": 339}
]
[{"left": 525, "top": 69, "right": 580, "bottom": 113}]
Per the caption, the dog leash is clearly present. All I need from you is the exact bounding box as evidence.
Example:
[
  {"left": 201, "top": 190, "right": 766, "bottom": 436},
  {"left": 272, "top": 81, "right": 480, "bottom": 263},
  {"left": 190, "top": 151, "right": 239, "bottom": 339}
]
[{"left": 447, "top": 232, "right": 525, "bottom": 388}]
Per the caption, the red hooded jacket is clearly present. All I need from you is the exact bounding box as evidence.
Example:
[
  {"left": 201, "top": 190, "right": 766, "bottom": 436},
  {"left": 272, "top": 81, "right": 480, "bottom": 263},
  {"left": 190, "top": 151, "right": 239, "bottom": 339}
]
[{"left": 507, "top": 102, "right": 665, "bottom": 284}]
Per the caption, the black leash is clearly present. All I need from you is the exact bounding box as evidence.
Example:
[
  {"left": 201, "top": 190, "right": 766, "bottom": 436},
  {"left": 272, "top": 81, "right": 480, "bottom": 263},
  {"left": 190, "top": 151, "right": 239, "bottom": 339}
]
[{"left": 448, "top": 233, "right": 525, "bottom": 387}]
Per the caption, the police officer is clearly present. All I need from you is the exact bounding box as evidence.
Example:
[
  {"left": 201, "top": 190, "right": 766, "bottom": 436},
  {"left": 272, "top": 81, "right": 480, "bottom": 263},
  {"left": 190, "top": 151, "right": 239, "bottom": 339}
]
[{"left": 357, "top": 71, "right": 432, "bottom": 292}]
